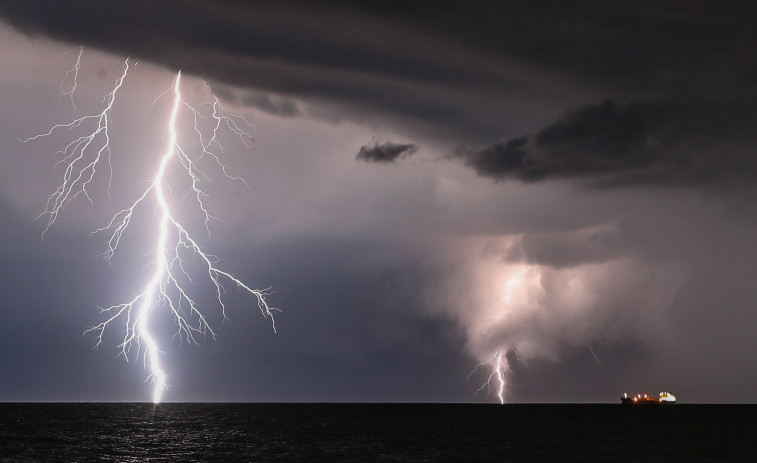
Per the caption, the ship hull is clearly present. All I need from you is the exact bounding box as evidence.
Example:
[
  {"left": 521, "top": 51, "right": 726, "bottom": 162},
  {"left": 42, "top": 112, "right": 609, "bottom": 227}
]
[{"left": 620, "top": 391, "right": 677, "bottom": 405}]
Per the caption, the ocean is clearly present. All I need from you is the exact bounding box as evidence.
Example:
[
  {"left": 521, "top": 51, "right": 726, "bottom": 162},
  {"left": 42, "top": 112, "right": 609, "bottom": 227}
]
[{"left": 1, "top": 403, "right": 754, "bottom": 462}]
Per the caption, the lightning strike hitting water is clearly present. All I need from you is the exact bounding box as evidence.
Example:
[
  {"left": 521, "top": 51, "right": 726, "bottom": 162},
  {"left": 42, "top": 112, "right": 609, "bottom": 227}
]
[
  {"left": 23, "top": 54, "right": 277, "bottom": 403},
  {"left": 469, "top": 351, "right": 508, "bottom": 405}
]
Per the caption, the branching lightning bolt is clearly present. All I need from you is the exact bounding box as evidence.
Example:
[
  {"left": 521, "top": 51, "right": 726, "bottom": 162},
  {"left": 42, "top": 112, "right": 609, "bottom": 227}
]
[
  {"left": 469, "top": 350, "right": 508, "bottom": 405},
  {"left": 21, "top": 59, "right": 129, "bottom": 238},
  {"left": 510, "top": 347, "right": 531, "bottom": 372},
  {"left": 23, "top": 54, "right": 277, "bottom": 403},
  {"left": 60, "top": 46, "right": 83, "bottom": 112}
]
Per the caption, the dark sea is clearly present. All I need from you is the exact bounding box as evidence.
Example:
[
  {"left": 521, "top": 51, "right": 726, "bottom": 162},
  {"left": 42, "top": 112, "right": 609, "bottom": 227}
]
[{"left": 1, "top": 403, "right": 755, "bottom": 462}]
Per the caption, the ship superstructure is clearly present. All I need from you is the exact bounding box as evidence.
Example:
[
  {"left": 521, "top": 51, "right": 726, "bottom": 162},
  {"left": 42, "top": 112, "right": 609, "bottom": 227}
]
[{"left": 620, "top": 391, "right": 677, "bottom": 405}]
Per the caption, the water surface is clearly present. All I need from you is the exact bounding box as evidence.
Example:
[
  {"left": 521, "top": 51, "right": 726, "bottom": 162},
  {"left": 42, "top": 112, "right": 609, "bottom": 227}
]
[{"left": 1, "top": 403, "right": 754, "bottom": 462}]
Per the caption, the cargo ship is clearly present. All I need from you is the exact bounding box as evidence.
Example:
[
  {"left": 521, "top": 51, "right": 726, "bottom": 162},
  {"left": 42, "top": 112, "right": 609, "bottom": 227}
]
[{"left": 620, "top": 391, "right": 676, "bottom": 405}]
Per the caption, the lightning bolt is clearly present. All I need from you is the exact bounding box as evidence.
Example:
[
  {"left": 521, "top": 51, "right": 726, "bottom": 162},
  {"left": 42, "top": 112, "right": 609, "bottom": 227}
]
[
  {"left": 60, "top": 46, "right": 83, "bottom": 112},
  {"left": 20, "top": 58, "right": 129, "bottom": 237},
  {"left": 469, "top": 350, "right": 508, "bottom": 405},
  {"left": 510, "top": 347, "right": 531, "bottom": 372},
  {"left": 588, "top": 342, "right": 601, "bottom": 368},
  {"left": 23, "top": 53, "right": 277, "bottom": 403}
]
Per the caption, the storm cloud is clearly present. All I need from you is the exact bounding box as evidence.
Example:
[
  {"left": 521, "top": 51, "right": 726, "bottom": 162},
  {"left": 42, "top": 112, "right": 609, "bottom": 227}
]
[
  {"left": 457, "top": 99, "right": 757, "bottom": 187},
  {"left": 356, "top": 142, "right": 418, "bottom": 164},
  {"left": 2, "top": 1, "right": 754, "bottom": 144}
]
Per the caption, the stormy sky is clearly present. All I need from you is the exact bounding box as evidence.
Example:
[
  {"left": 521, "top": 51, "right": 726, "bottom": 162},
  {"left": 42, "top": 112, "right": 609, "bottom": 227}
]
[{"left": 1, "top": 0, "right": 756, "bottom": 403}]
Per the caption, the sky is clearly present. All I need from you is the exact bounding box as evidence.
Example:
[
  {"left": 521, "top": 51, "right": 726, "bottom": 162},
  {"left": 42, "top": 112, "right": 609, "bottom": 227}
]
[{"left": 1, "top": 0, "right": 757, "bottom": 403}]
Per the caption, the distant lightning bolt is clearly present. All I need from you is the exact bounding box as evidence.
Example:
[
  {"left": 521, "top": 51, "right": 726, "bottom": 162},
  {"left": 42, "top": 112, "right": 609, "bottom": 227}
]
[
  {"left": 510, "top": 347, "right": 531, "bottom": 372},
  {"left": 60, "top": 46, "right": 83, "bottom": 112},
  {"left": 23, "top": 53, "right": 277, "bottom": 403},
  {"left": 588, "top": 342, "right": 600, "bottom": 367},
  {"left": 469, "top": 350, "right": 507, "bottom": 405}
]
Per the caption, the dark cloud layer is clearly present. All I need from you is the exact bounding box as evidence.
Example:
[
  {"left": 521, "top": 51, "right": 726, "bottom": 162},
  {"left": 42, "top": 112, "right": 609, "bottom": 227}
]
[
  {"left": 0, "top": 0, "right": 511, "bottom": 140},
  {"left": 2, "top": 0, "right": 757, "bottom": 144},
  {"left": 457, "top": 99, "right": 757, "bottom": 187},
  {"left": 356, "top": 142, "right": 418, "bottom": 164},
  {"left": 320, "top": 0, "right": 757, "bottom": 98}
]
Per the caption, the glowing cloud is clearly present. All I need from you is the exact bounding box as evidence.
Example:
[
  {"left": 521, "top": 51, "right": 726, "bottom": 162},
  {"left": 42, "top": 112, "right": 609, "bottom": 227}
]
[{"left": 429, "top": 227, "right": 687, "bottom": 403}]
